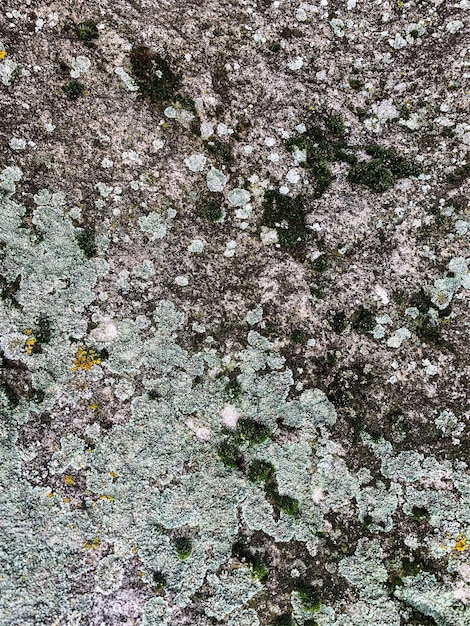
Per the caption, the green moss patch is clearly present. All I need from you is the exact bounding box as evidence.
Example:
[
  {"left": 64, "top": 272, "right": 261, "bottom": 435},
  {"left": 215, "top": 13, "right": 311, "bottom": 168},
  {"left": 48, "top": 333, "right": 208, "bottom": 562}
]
[
  {"left": 261, "top": 190, "right": 309, "bottom": 258},
  {"left": 347, "top": 159, "right": 395, "bottom": 193},
  {"left": 129, "top": 45, "right": 181, "bottom": 102},
  {"left": 296, "top": 583, "right": 322, "bottom": 612},
  {"left": 173, "top": 537, "right": 193, "bottom": 560},
  {"left": 76, "top": 229, "right": 97, "bottom": 258},
  {"left": 62, "top": 80, "right": 85, "bottom": 101},
  {"left": 348, "top": 145, "right": 422, "bottom": 193},
  {"left": 75, "top": 20, "right": 99, "bottom": 43}
]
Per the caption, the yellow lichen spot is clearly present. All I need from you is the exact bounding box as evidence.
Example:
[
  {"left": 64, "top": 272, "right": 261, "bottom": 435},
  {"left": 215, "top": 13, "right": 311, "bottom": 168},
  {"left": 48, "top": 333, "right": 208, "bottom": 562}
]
[
  {"left": 83, "top": 540, "right": 91, "bottom": 549},
  {"left": 25, "top": 337, "right": 36, "bottom": 355},
  {"left": 64, "top": 475, "right": 75, "bottom": 486},
  {"left": 92, "top": 536, "right": 100, "bottom": 549},
  {"left": 24, "top": 328, "right": 33, "bottom": 335},
  {"left": 132, "top": 545, "right": 138, "bottom": 555},
  {"left": 0, "top": 50, "right": 6, "bottom": 60},
  {"left": 453, "top": 534, "right": 468, "bottom": 552},
  {"left": 92, "top": 501, "right": 97, "bottom": 507},
  {"left": 89, "top": 403, "right": 98, "bottom": 411},
  {"left": 63, "top": 497, "right": 70, "bottom": 503},
  {"left": 47, "top": 491, "right": 54, "bottom": 498},
  {"left": 71, "top": 347, "right": 101, "bottom": 371},
  {"left": 109, "top": 471, "right": 119, "bottom": 480}
]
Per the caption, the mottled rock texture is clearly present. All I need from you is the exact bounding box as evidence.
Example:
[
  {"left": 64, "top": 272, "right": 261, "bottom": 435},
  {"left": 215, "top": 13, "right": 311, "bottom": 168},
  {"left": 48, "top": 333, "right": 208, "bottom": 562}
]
[{"left": 0, "top": 0, "right": 469, "bottom": 625}]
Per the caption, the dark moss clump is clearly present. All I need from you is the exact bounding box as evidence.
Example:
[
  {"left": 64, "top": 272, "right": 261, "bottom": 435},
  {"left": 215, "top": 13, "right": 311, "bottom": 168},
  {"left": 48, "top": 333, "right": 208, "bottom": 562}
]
[
  {"left": 225, "top": 376, "right": 242, "bottom": 401},
  {"left": 328, "top": 310, "right": 348, "bottom": 334},
  {"left": 251, "top": 461, "right": 300, "bottom": 518},
  {"left": 364, "top": 145, "right": 422, "bottom": 179},
  {"left": 348, "top": 145, "right": 422, "bottom": 193},
  {"left": 309, "top": 160, "right": 335, "bottom": 198},
  {"left": 284, "top": 113, "right": 356, "bottom": 197},
  {"left": 62, "top": 80, "right": 85, "bottom": 100},
  {"left": 26, "top": 315, "right": 53, "bottom": 355},
  {"left": 129, "top": 45, "right": 181, "bottom": 102},
  {"left": 75, "top": 20, "right": 99, "bottom": 43},
  {"left": 412, "top": 506, "right": 430, "bottom": 522},
  {"left": 173, "top": 537, "right": 192, "bottom": 560},
  {"left": 232, "top": 542, "right": 267, "bottom": 581},
  {"left": 413, "top": 315, "right": 442, "bottom": 345},
  {"left": 248, "top": 460, "right": 275, "bottom": 483},
  {"left": 349, "top": 77, "right": 364, "bottom": 91},
  {"left": 351, "top": 306, "right": 375, "bottom": 333},
  {"left": 273, "top": 613, "right": 294, "bottom": 626},
  {"left": 1, "top": 382, "right": 20, "bottom": 409},
  {"left": 217, "top": 440, "right": 244, "bottom": 469},
  {"left": 236, "top": 418, "right": 271, "bottom": 445},
  {"left": 76, "top": 229, "right": 97, "bottom": 258},
  {"left": 446, "top": 161, "right": 470, "bottom": 187},
  {"left": 291, "top": 329, "right": 307, "bottom": 344},
  {"left": 152, "top": 571, "right": 166, "bottom": 591},
  {"left": 0, "top": 274, "right": 21, "bottom": 306},
  {"left": 310, "top": 254, "right": 328, "bottom": 273},
  {"left": 347, "top": 159, "right": 394, "bottom": 193},
  {"left": 387, "top": 558, "right": 421, "bottom": 592},
  {"left": 271, "top": 492, "right": 300, "bottom": 517},
  {"left": 199, "top": 198, "right": 223, "bottom": 222},
  {"left": 296, "top": 583, "right": 322, "bottom": 612},
  {"left": 35, "top": 316, "right": 52, "bottom": 345},
  {"left": 325, "top": 114, "right": 345, "bottom": 137},
  {"left": 261, "top": 190, "right": 309, "bottom": 258},
  {"left": 204, "top": 139, "right": 232, "bottom": 164},
  {"left": 250, "top": 560, "right": 267, "bottom": 581},
  {"left": 309, "top": 286, "right": 324, "bottom": 299}
]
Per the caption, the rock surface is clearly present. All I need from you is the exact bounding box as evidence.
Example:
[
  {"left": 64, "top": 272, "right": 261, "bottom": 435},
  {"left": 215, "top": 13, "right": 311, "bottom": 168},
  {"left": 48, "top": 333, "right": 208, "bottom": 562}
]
[{"left": 0, "top": 1, "right": 469, "bottom": 625}]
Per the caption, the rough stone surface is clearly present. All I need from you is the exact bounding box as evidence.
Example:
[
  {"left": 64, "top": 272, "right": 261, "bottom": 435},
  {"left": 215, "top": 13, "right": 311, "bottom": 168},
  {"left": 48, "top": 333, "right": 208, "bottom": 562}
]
[{"left": 1, "top": 1, "right": 469, "bottom": 625}]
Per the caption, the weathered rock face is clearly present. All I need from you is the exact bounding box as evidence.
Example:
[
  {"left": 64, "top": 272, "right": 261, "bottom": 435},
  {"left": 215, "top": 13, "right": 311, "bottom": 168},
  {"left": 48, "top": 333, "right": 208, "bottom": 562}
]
[{"left": 1, "top": 0, "right": 469, "bottom": 624}]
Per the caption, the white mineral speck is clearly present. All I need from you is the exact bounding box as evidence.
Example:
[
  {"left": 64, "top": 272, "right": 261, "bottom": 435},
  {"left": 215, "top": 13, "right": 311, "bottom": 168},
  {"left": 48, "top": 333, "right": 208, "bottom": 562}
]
[{"left": 220, "top": 405, "right": 240, "bottom": 429}]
